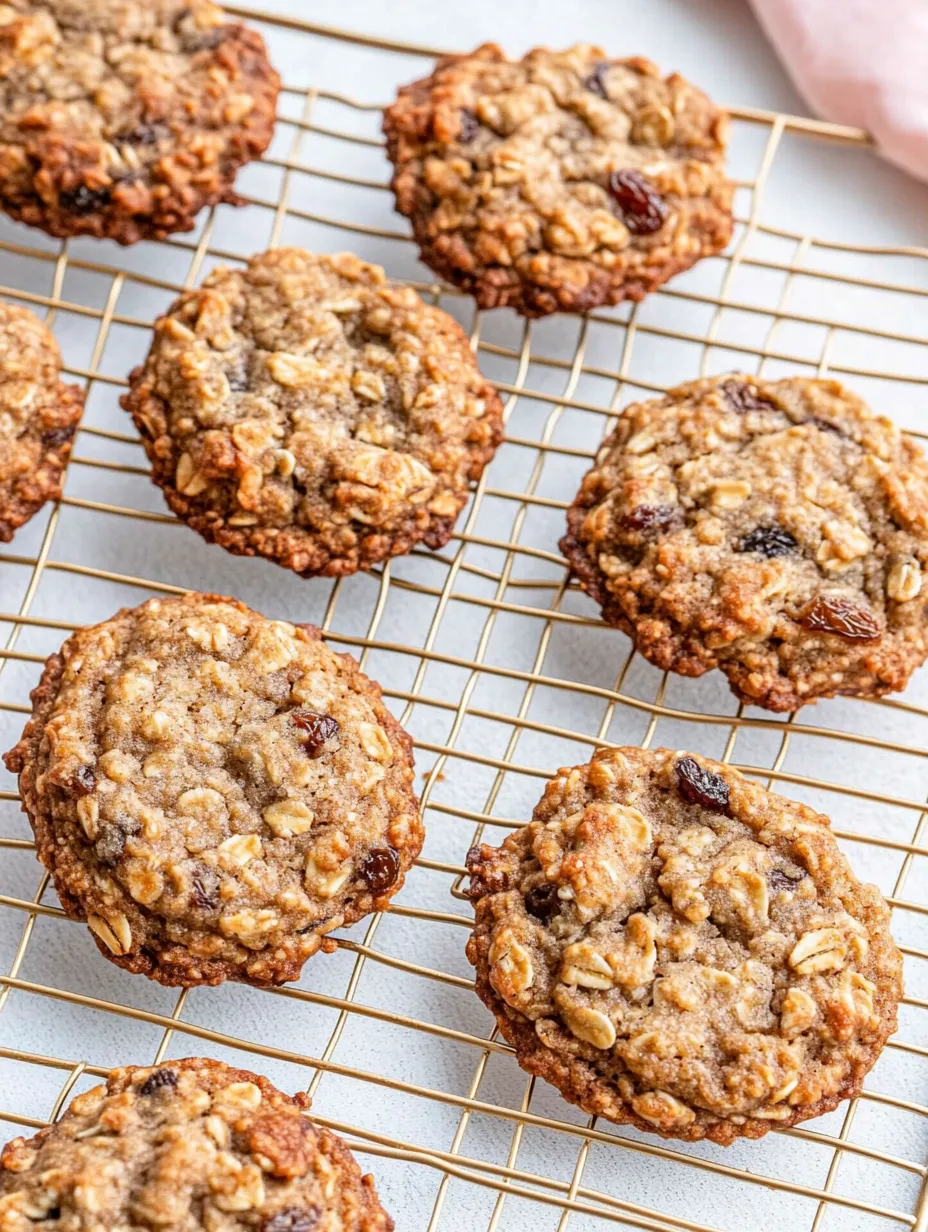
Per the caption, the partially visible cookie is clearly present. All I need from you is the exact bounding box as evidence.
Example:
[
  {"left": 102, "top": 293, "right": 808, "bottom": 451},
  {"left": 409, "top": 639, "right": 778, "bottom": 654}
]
[
  {"left": 4, "top": 593, "right": 422, "bottom": 987},
  {"left": 123, "top": 248, "right": 503, "bottom": 576},
  {"left": 384, "top": 44, "right": 732, "bottom": 317},
  {"left": 0, "top": 301, "right": 83, "bottom": 542},
  {"left": 561, "top": 374, "right": 928, "bottom": 710},
  {"left": 0, "top": 1057, "right": 394, "bottom": 1230},
  {"left": 467, "top": 746, "right": 902, "bottom": 1145},
  {"left": 0, "top": 0, "right": 279, "bottom": 244}
]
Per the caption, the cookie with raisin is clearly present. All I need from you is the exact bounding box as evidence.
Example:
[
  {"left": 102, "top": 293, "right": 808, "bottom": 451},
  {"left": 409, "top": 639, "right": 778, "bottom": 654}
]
[
  {"left": 384, "top": 44, "right": 732, "bottom": 316},
  {"left": 3, "top": 593, "right": 422, "bottom": 987},
  {"left": 0, "top": 301, "right": 83, "bottom": 541},
  {"left": 122, "top": 248, "right": 503, "bottom": 576},
  {"left": 0, "top": 0, "right": 279, "bottom": 244},
  {"left": 467, "top": 747, "right": 902, "bottom": 1145},
  {"left": 561, "top": 374, "right": 928, "bottom": 710},
  {"left": 0, "top": 1057, "right": 393, "bottom": 1229}
]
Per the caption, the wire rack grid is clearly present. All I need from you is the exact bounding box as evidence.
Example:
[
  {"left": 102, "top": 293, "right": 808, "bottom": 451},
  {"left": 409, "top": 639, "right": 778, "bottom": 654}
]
[{"left": 1, "top": 10, "right": 928, "bottom": 1232}]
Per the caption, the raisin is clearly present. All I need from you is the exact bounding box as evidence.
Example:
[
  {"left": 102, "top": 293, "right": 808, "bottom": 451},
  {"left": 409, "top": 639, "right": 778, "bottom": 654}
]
[
  {"left": 40, "top": 1209, "right": 60, "bottom": 1221},
  {"left": 769, "top": 868, "right": 805, "bottom": 893},
  {"left": 69, "top": 766, "right": 96, "bottom": 797},
  {"left": 675, "top": 756, "right": 730, "bottom": 814},
  {"left": 458, "top": 109, "right": 479, "bottom": 143},
  {"left": 465, "top": 846, "right": 486, "bottom": 899},
  {"left": 719, "top": 378, "right": 776, "bottom": 414},
  {"left": 810, "top": 416, "right": 843, "bottom": 436},
  {"left": 291, "top": 710, "right": 339, "bottom": 758},
  {"left": 261, "top": 1209, "right": 321, "bottom": 1232},
  {"left": 359, "top": 847, "right": 400, "bottom": 895},
  {"left": 607, "top": 169, "right": 668, "bottom": 235},
  {"left": 42, "top": 426, "right": 75, "bottom": 448},
  {"left": 737, "top": 526, "right": 799, "bottom": 558},
  {"left": 227, "top": 367, "right": 249, "bottom": 392},
  {"left": 621, "top": 504, "right": 678, "bottom": 533},
  {"left": 140, "top": 1068, "right": 177, "bottom": 1096},
  {"left": 191, "top": 869, "right": 218, "bottom": 910},
  {"left": 525, "top": 881, "right": 559, "bottom": 921},
  {"left": 465, "top": 845, "right": 482, "bottom": 869},
  {"left": 95, "top": 829, "right": 126, "bottom": 866},
  {"left": 94, "top": 816, "right": 139, "bottom": 866},
  {"left": 113, "top": 124, "right": 163, "bottom": 146},
  {"left": 182, "top": 28, "right": 225, "bottom": 52},
  {"left": 799, "top": 594, "right": 881, "bottom": 642},
  {"left": 583, "top": 61, "right": 610, "bottom": 98},
  {"left": 60, "top": 185, "right": 111, "bottom": 215}
]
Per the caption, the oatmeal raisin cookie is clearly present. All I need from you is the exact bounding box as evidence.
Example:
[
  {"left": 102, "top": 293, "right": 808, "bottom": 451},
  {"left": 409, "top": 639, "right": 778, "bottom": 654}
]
[
  {"left": 123, "top": 248, "right": 503, "bottom": 576},
  {"left": 0, "top": 300, "right": 83, "bottom": 542},
  {"left": 0, "top": 1057, "right": 393, "bottom": 1229},
  {"left": 4, "top": 593, "right": 422, "bottom": 987},
  {"left": 384, "top": 44, "right": 732, "bottom": 316},
  {"left": 467, "top": 747, "right": 902, "bottom": 1144},
  {"left": 0, "top": 0, "right": 279, "bottom": 244},
  {"left": 561, "top": 374, "right": 928, "bottom": 710}
]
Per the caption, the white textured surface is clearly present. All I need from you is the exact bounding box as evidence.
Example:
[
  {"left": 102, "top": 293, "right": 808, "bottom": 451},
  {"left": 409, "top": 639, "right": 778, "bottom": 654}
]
[{"left": 1, "top": 3, "right": 928, "bottom": 1230}]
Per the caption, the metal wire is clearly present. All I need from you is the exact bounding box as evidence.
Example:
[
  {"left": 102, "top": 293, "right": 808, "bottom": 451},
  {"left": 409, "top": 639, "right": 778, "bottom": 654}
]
[{"left": 1, "top": 9, "right": 928, "bottom": 1230}]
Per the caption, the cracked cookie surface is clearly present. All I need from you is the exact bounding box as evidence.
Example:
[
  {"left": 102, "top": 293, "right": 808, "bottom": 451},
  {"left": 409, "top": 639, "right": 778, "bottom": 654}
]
[
  {"left": 561, "top": 374, "right": 928, "bottom": 710},
  {"left": 0, "top": 301, "right": 83, "bottom": 541},
  {"left": 4, "top": 593, "right": 422, "bottom": 987},
  {"left": 0, "top": 1057, "right": 394, "bottom": 1230},
  {"left": 123, "top": 248, "right": 503, "bottom": 576},
  {"left": 467, "top": 747, "right": 901, "bottom": 1145},
  {"left": 384, "top": 44, "right": 732, "bottom": 317},
  {"left": 0, "top": 0, "right": 279, "bottom": 244}
]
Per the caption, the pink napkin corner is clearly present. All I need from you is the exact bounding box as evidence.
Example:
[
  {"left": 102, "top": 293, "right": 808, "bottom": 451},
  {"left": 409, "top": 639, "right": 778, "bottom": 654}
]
[{"left": 749, "top": 0, "right": 928, "bottom": 184}]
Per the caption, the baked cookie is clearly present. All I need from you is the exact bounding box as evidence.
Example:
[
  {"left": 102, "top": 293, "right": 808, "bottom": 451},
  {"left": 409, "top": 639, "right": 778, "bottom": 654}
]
[
  {"left": 467, "top": 746, "right": 902, "bottom": 1145},
  {"left": 122, "top": 248, "right": 503, "bottom": 576},
  {"left": 0, "top": 1057, "right": 393, "bottom": 1230},
  {"left": 0, "top": 301, "right": 83, "bottom": 542},
  {"left": 383, "top": 44, "right": 732, "bottom": 317},
  {"left": 4, "top": 593, "right": 422, "bottom": 987},
  {"left": 561, "top": 374, "right": 928, "bottom": 711},
  {"left": 0, "top": 0, "right": 279, "bottom": 244}
]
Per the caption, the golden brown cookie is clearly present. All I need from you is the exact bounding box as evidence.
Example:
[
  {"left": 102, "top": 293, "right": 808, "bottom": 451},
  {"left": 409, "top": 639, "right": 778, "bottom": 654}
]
[
  {"left": 122, "top": 249, "right": 503, "bottom": 576},
  {"left": 0, "top": 0, "right": 279, "bottom": 244},
  {"left": 467, "top": 747, "right": 902, "bottom": 1145},
  {"left": 0, "top": 1057, "right": 393, "bottom": 1230},
  {"left": 0, "top": 301, "right": 83, "bottom": 542},
  {"left": 562, "top": 374, "right": 928, "bottom": 710},
  {"left": 4, "top": 593, "right": 422, "bottom": 987},
  {"left": 384, "top": 44, "right": 732, "bottom": 317}
]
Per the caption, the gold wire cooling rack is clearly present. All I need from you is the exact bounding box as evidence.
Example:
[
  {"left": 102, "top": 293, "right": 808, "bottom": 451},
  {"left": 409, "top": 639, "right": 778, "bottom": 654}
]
[{"left": 2, "top": 9, "right": 928, "bottom": 1231}]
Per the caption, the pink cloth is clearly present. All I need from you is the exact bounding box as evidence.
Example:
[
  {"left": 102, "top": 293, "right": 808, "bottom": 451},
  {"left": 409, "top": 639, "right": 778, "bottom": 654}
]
[{"left": 749, "top": 0, "right": 928, "bottom": 183}]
